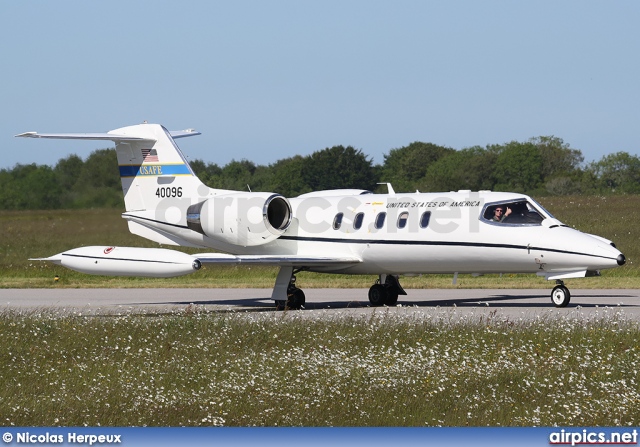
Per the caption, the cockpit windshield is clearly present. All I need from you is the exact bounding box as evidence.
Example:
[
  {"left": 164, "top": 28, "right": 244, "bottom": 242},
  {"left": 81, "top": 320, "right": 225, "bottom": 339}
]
[
  {"left": 529, "top": 197, "right": 555, "bottom": 219},
  {"left": 482, "top": 200, "right": 548, "bottom": 225}
]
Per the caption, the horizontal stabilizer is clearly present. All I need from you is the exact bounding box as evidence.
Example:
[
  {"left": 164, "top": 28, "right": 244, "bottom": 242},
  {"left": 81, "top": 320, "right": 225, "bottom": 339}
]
[
  {"left": 15, "top": 132, "right": 150, "bottom": 142},
  {"left": 169, "top": 129, "right": 201, "bottom": 139},
  {"left": 15, "top": 128, "right": 199, "bottom": 142}
]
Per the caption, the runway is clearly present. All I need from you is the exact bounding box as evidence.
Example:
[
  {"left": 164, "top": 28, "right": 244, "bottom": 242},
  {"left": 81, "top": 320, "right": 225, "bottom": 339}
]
[{"left": 2, "top": 288, "right": 640, "bottom": 320}]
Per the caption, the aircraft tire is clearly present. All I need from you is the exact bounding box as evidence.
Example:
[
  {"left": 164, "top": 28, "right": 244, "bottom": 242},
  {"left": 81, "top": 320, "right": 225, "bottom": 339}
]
[
  {"left": 368, "top": 284, "right": 388, "bottom": 306},
  {"left": 384, "top": 288, "right": 399, "bottom": 306},
  {"left": 286, "top": 288, "right": 305, "bottom": 310},
  {"left": 551, "top": 285, "right": 571, "bottom": 308},
  {"left": 275, "top": 300, "right": 286, "bottom": 310}
]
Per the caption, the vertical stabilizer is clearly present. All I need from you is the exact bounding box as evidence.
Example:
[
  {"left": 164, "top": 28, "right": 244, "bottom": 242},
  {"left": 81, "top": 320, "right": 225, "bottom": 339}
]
[
  {"left": 16, "top": 123, "right": 221, "bottom": 245},
  {"left": 16, "top": 123, "right": 208, "bottom": 213},
  {"left": 109, "top": 123, "right": 204, "bottom": 212}
]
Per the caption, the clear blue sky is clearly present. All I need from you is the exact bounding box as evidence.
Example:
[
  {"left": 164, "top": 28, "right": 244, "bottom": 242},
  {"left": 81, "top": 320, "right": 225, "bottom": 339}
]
[{"left": 2, "top": 1, "right": 638, "bottom": 169}]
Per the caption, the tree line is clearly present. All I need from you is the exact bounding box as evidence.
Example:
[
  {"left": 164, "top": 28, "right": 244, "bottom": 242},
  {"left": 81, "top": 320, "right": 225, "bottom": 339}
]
[{"left": 1, "top": 136, "right": 639, "bottom": 210}]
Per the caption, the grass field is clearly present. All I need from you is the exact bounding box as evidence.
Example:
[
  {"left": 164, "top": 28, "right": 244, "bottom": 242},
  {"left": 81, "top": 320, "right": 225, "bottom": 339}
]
[
  {"left": 1, "top": 195, "right": 638, "bottom": 289},
  {"left": 1, "top": 309, "right": 639, "bottom": 426}
]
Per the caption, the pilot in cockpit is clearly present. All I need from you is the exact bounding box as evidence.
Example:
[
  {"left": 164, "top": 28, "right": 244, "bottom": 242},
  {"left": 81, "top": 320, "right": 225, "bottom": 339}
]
[{"left": 490, "top": 205, "right": 512, "bottom": 222}]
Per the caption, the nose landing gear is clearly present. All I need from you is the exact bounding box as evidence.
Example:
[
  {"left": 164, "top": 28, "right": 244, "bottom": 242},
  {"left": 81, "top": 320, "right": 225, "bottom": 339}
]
[{"left": 551, "top": 280, "right": 571, "bottom": 307}]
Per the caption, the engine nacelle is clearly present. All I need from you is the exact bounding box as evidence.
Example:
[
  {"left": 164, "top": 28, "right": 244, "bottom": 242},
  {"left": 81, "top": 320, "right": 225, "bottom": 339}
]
[{"left": 186, "top": 192, "right": 292, "bottom": 247}]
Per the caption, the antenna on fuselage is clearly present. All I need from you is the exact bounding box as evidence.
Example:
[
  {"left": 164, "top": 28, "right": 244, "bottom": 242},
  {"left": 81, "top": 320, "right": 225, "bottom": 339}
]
[{"left": 377, "top": 182, "right": 395, "bottom": 194}]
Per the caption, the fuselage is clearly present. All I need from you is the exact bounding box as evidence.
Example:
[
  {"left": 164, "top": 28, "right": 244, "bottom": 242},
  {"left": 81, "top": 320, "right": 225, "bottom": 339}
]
[{"left": 161, "top": 189, "right": 623, "bottom": 277}]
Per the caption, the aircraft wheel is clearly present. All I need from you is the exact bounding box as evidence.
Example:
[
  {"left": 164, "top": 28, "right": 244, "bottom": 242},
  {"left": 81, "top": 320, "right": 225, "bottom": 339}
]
[
  {"left": 286, "top": 287, "right": 305, "bottom": 310},
  {"left": 551, "top": 285, "right": 571, "bottom": 308},
  {"left": 368, "top": 284, "right": 388, "bottom": 306},
  {"left": 384, "top": 288, "right": 399, "bottom": 306},
  {"left": 275, "top": 300, "right": 286, "bottom": 310}
]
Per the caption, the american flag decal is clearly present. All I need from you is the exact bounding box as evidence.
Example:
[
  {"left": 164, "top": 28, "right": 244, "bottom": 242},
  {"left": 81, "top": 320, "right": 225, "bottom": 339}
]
[{"left": 141, "top": 148, "right": 159, "bottom": 162}]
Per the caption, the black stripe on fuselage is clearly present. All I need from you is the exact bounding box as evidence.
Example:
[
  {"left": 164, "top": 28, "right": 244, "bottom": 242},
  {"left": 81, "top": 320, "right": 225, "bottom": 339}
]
[{"left": 279, "top": 236, "right": 616, "bottom": 261}]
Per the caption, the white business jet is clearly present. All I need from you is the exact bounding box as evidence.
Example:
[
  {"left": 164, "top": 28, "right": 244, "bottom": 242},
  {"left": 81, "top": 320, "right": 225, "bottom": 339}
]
[{"left": 17, "top": 123, "right": 625, "bottom": 308}]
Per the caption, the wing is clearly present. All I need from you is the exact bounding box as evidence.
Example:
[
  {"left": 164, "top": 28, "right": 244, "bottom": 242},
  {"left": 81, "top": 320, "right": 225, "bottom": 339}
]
[
  {"left": 196, "top": 253, "right": 362, "bottom": 267},
  {"left": 28, "top": 245, "right": 361, "bottom": 277}
]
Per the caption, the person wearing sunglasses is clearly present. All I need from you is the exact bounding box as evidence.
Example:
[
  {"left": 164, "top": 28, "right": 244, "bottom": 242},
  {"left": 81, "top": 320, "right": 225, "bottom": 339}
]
[{"left": 490, "top": 205, "right": 512, "bottom": 222}]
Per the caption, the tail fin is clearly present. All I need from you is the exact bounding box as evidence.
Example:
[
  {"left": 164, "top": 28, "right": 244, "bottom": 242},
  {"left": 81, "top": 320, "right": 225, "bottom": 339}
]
[
  {"left": 17, "top": 123, "right": 205, "bottom": 212},
  {"left": 17, "top": 123, "right": 217, "bottom": 246},
  {"left": 110, "top": 123, "right": 205, "bottom": 212}
]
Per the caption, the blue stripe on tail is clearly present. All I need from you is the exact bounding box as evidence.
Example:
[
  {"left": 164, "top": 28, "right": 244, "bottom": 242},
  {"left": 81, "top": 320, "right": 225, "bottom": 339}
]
[{"left": 119, "top": 164, "right": 192, "bottom": 178}]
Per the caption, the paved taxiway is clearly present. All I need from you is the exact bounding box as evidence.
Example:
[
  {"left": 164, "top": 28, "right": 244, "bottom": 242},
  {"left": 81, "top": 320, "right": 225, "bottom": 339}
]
[{"left": 2, "top": 288, "right": 640, "bottom": 320}]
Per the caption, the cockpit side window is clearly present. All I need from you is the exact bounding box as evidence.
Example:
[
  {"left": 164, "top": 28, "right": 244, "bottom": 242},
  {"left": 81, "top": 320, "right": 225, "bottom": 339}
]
[{"left": 482, "top": 201, "right": 545, "bottom": 225}]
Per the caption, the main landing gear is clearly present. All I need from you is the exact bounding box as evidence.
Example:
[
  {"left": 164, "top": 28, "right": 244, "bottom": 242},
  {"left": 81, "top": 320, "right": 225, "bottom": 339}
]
[
  {"left": 550, "top": 280, "right": 571, "bottom": 308},
  {"left": 272, "top": 269, "right": 408, "bottom": 310},
  {"left": 273, "top": 267, "right": 306, "bottom": 310},
  {"left": 368, "top": 275, "right": 407, "bottom": 307}
]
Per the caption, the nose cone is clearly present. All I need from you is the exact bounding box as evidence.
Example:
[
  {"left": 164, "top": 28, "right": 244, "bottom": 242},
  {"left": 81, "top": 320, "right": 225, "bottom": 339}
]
[{"left": 617, "top": 253, "right": 626, "bottom": 266}]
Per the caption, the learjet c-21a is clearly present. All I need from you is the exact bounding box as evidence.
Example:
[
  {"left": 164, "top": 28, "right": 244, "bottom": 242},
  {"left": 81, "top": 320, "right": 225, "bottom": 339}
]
[{"left": 16, "top": 123, "right": 626, "bottom": 308}]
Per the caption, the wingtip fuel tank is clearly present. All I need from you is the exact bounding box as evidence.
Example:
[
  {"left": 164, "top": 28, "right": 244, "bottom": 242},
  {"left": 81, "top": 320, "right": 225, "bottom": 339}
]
[{"left": 32, "top": 246, "right": 202, "bottom": 278}]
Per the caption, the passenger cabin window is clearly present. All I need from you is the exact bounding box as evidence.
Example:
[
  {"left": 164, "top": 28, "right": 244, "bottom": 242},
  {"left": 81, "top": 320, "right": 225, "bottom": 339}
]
[
  {"left": 374, "top": 212, "right": 386, "bottom": 229},
  {"left": 354, "top": 212, "right": 364, "bottom": 230},
  {"left": 397, "top": 211, "right": 409, "bottom": 229},
  {"left": 482, "top": 201, "right": 546, "bottom": 225},
  {"left": 333, "top": 212, "right": 344, "bottom": 230},
  {"left": 420, "top": 211, "right": 431, "bottom": 228}
]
